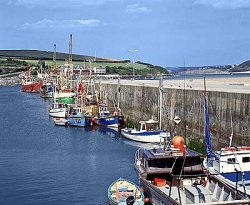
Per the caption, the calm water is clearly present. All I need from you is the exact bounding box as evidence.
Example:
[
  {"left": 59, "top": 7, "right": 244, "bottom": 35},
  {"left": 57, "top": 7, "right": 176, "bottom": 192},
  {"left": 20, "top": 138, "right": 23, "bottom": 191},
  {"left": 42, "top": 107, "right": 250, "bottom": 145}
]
[{"left": 0, "top": 86, "right": 140, "bottom": 205}]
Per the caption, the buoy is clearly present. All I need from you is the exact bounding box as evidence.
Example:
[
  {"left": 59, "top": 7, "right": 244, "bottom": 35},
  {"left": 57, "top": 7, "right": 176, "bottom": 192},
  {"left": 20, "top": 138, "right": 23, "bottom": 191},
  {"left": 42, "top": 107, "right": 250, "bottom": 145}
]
[
  {"left": 144, "top": 197, "right": 150, "bottom": 203},
  {"left": 172, "top": 135, "right": 185, "bottom": 147},
  {"left": 91, "top": 117, "right": 95, "bottom": 123}
]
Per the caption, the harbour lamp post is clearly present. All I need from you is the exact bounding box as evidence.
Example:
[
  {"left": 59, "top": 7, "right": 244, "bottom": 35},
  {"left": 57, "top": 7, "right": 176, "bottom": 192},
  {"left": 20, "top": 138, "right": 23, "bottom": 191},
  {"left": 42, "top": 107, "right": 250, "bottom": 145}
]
[{"left": 128, "top": 49, "right": 139, "bottom": 80}]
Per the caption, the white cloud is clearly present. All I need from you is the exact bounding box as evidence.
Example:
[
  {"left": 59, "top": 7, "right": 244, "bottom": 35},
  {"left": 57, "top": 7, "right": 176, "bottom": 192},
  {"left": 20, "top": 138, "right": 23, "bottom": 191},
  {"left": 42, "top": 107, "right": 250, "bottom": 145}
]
[
  {"left": 125, "top": 4, "right": 151, "bottom": 13},
  {"left": 20, "top": 19, "right": 100, "bottom": 29},
  {"left": 8, "top": 0, "right": 122, "bottom": 8},
  {"left": 194, "top": 0, "right": 250, "bottom": 9}
]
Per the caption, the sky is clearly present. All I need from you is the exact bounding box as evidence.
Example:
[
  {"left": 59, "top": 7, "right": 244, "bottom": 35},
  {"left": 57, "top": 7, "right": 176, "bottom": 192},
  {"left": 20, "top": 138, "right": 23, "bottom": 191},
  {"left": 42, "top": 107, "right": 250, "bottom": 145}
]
[{"left": 1, "top": 0, "right": 250, "bottom": 67}]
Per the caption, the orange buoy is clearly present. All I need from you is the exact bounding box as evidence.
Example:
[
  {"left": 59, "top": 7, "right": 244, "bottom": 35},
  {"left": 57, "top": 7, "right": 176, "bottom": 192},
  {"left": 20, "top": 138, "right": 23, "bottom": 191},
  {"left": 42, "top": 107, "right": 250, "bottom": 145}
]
[{"left": 172, "top": 135, "right": 185, "bottom": 147}]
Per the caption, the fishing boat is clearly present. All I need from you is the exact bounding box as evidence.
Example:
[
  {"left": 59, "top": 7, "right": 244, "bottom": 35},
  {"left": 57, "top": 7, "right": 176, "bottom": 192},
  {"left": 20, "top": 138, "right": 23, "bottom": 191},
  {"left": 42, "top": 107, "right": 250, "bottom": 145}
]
[
  {"left": 54, "top": 91, "right": 76, "bottom": 104},
  {"left": 21, "top": 65, "right": 42, "bottom": 93},
  {"left": 95, "top": 103, "right": 124, "bottom": 128},
  {"left": 67, "top": 106, "right": 93, "bottom": 127},
  {"left": 108, "top": 178, "right": 144, "bottom": 205},
  {"left": 202, "top": 77, "right": 250, "bottom": 197},
  {"left": 54, "top": 117, "right": 69, "bottom": 126},
  {"left": 49, "top": 103, "right": 68, "bottom": 118},
  {"left": 121, "top": 77, "right": 169, "bottom": 143},
  {"left": 40, "top": 83, "right": 53, "bottom": 98},
  {"left": 134, "top": 135, "right": 250, "bottom": 205},
  {"left": 121, "top": 119, "right": 170, "bottom": 143}
]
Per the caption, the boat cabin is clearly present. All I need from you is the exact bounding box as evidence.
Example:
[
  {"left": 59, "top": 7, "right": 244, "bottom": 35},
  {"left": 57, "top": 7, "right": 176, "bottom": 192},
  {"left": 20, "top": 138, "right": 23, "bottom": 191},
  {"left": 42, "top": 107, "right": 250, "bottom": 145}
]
[
  {"left": 51, "top": 103, "right": 66, "bottom": 109},
  {"left": 139, "top": 119, "right": 159, "bottom": 131},
  {"left": 213, "top": 147, "right": 250, "bottom": 174},
  {"left": 99, "top": 103, "right": 110, "bottom": 117},
  {"left": 138, "top": 148, "right": 204, "bottom": 179},
  {"left": 69, "top": 107, "right": 83, "bottom": 116}
]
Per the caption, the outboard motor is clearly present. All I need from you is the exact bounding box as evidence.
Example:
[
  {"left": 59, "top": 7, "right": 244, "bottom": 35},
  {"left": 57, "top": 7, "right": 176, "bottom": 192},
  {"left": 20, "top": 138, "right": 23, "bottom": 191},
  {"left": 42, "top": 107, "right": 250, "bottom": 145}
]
[{"left": 126, "top": 196, "right": 135, "bottom": 205}]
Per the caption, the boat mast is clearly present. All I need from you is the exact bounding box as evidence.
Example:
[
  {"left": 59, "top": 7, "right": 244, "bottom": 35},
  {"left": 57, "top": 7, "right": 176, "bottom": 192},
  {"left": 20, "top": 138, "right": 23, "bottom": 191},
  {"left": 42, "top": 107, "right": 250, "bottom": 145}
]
[
  {"left": 52, "top": 44, "right": 57, "bottom": 76},
  {"left": 159, "top": 75, "right": 163, "bottom": 130},
  {"left": 229, "top": 110, "right": 233, "bottom": 147},
  {"left": 204, "top": 77, "right": 213, "bottom": 158}
]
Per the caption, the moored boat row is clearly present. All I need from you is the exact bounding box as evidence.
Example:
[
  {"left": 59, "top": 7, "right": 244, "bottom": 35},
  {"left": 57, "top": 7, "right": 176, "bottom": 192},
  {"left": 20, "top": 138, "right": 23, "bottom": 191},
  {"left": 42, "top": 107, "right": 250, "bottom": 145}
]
[{"left": 19, "top": 38, "right": 250, "bottom": 204}]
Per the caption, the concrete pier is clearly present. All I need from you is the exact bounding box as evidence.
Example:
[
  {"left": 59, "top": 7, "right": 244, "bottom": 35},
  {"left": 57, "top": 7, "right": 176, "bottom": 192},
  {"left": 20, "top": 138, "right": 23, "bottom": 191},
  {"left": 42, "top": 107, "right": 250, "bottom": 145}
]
[{"left": 100, "top": 77, "right": 250, "bottom": 149}]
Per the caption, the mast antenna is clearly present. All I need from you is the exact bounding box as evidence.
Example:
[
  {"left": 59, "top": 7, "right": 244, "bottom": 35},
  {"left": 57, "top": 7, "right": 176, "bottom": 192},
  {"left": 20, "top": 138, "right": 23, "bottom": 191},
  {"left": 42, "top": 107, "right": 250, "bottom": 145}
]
[
  {"left": 229, "top": 110, "right": 233, "bottom": 147},
  {"left": 52, "top": 44, "right": 57, "bottom": 75}
]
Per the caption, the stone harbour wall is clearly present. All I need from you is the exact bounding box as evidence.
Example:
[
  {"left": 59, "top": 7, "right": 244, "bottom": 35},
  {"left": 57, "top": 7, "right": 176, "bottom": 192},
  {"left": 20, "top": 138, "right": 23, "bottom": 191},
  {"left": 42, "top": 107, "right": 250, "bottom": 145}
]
[{"left": 101, "top": 83, "right": 250, "bottom": 149}]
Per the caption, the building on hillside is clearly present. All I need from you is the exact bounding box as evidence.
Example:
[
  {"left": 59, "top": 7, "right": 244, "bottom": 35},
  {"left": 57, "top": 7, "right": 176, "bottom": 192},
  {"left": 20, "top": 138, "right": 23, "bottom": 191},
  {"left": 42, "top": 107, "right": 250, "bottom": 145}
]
[{"left": 93, "top": 66, "right": 106, "bottom": 74}]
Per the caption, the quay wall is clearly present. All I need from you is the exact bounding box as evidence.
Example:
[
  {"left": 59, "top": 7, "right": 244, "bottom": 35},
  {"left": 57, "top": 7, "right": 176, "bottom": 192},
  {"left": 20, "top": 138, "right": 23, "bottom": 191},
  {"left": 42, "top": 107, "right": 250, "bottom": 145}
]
[{"left": 101, "top": 83, "right": 250, "bottom": 149}]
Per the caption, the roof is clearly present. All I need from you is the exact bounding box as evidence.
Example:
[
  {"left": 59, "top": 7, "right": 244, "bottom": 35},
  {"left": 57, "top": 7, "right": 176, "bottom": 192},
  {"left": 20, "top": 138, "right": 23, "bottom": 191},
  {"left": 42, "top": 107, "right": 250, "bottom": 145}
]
[
  {"left": 143, "top": 148, "right": 202, "bottom": 160},
  {"left": 139, "top": 119, "right": 159, "bottom": 124}
]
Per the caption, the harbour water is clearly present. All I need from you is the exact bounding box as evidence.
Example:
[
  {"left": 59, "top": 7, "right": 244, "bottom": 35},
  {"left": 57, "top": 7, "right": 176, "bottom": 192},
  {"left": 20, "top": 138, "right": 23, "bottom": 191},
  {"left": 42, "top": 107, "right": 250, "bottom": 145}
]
[{"left": 0, "top": 85, "right": 140, "bottom": 205}]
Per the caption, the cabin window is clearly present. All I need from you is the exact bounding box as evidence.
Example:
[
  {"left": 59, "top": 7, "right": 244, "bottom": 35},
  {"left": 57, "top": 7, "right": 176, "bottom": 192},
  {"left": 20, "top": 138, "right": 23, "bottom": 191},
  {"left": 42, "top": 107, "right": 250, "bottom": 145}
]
[
  {"left": 227, "top": 158, "right": 235, "bottom": 164},
  {"left": 242, "top": 157, "right": 250, "bottom": 163},
  {"left": 142, "top": 124, "right": 146, "bottom": 130}
]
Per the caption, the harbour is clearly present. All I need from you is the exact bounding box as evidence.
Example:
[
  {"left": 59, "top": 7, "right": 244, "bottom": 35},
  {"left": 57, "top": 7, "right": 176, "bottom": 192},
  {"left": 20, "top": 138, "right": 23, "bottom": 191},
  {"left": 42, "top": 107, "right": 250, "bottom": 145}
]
[
  {"left": 0, "top": 85, "right": 138, "bottom": 205},
  {"left": 1, "top": 71, "right": 250, "bottom": 204},
  {"left": 2, "top": 0, "right": 250, "bottom": 203}
]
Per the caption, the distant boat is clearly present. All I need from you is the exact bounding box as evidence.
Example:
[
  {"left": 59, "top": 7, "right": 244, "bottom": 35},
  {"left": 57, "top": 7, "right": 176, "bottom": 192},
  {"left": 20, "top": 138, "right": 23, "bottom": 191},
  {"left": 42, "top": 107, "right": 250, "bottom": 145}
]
[
  {"left": 121, "top": 119, "right": 170, "bottom": 143},
  {"left": 21, "top": 65, "right": 42, "bottom": 93},
  {"left": 49, "top": 103, "right": 68, "bottom": 118},
  {"left": 108, "top": 178, "right": 144, "bottom": 205},
  {"left": 40, "top": 83, "right": 53, "bottom": 98}
]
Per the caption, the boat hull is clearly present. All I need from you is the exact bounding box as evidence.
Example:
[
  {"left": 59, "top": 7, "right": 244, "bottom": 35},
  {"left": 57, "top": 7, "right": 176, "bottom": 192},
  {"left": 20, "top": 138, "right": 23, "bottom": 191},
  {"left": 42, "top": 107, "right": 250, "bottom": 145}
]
[
  {"left": 96, "top": 115, "right": 124, "bottom": 127},
  {"left": 22, "top": 82, "right": 42, "bottom": 93},
  {"left": 140, "top": 177, "right": 178, "bottom": 205},
  {"left": 68, "top": 116, "right": 92, "bottom": 127},
  {"left": 56, "top": 97, "right": 75, "bottom": 104},
  {"left": 121, "top": 130, "right": 167, "bottom": 143},
  {"left": 49, "top": 109, "right": 67, "bottom": 118},
  {"left": 54, "top": 118, "right": 68, "bottom": 126}
]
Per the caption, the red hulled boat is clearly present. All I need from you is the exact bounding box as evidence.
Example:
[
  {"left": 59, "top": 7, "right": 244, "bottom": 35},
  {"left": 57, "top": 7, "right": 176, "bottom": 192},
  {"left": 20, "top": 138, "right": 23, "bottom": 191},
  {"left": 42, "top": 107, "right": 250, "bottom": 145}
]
[{"left": 21, "top": 65, "right": 42, "bottom": 93}]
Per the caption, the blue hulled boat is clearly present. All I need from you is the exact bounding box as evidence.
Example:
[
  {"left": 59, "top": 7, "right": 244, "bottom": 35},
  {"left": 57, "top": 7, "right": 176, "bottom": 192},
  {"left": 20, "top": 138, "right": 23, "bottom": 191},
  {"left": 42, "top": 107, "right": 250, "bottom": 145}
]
[
  {"left": 68, "top": 107, "right": 92, "bottom": 127},
  {"left": 96, "top": 103, "right": 124, "bottom": 128}
]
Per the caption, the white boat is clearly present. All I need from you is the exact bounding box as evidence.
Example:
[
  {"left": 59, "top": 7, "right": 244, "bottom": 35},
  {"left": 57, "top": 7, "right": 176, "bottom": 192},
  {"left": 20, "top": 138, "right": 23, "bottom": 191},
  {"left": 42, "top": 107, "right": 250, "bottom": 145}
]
[
  {"left": 54, "top": 117, "right": 69, "bottom": 126},
  {"left": 121, "top": 119, "right": 170, "bottom": 143},
  {"left": 49, "top": 103, "right": 68, "bottom": 118},
  {"left": 202, "top": 76, "right": 250, "bottom": 197},
  {"left": 53, "top": 92, "right": 76, "bottom": 99},
  {"left": 204, "top": 147, "right": 250, "bottom": 197}
]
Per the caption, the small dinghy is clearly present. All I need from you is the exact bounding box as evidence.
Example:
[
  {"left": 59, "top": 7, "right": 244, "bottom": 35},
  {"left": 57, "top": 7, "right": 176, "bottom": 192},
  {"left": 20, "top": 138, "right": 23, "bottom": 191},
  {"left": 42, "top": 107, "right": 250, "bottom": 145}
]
[
  {"left": 53, "top": 118, "right": 69, "bottom": 126},
  {"left": 108, "top": 178, "right": 144, "bottom": 205}
]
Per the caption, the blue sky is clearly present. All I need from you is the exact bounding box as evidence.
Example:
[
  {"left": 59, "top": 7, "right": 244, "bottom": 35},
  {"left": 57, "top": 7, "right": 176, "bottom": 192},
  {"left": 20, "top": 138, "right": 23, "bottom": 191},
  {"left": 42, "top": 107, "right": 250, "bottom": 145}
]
[{"left": 1, "top": 0, "right": 250, "bottom": 67}]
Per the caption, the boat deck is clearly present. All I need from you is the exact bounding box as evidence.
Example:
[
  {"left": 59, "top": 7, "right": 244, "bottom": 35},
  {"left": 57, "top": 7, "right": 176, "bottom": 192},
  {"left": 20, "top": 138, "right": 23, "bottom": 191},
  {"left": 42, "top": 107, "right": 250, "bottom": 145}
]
[{"left": 143, "top": 148, "right": 202, "bottom": 159}]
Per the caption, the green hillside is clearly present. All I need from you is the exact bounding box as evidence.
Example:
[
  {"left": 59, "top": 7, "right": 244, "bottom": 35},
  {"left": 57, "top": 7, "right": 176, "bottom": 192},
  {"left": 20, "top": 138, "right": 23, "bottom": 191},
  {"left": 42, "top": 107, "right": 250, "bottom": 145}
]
[{"left": 0, "top": 50, "right": 168, "bottom": 76}]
